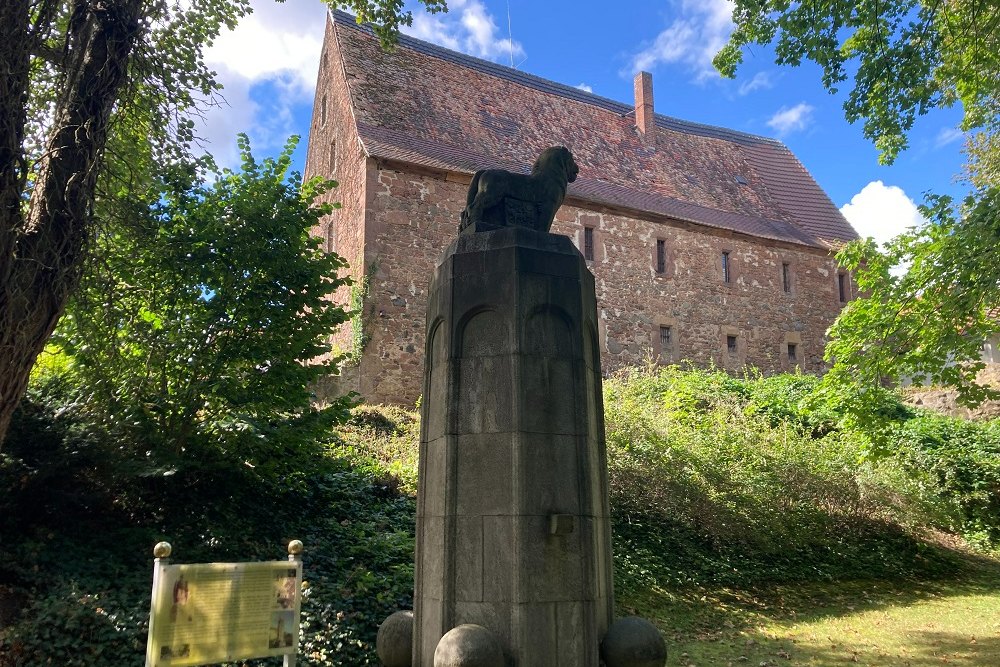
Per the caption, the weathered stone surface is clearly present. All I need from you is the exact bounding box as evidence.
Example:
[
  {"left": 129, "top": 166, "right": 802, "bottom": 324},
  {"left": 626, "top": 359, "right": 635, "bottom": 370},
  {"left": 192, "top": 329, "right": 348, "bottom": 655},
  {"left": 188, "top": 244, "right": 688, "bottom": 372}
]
[
  {"left": 600, "top": 616, "right": 667, "bottom": 667},
  {"left": 413, "top": 227, "right": 613, "bottom": 665},
  {"left": 433, "top": 624, "right": 505, "bottom": 667},
  {"left": 377, "top": 610, "right": 415, "bottom": 667}
]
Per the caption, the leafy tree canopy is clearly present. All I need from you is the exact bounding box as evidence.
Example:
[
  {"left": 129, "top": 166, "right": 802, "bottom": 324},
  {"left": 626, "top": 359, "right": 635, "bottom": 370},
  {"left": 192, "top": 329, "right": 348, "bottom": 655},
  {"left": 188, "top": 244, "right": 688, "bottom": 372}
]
[
  {"left": 0, "top": 0, "right": 446, "bottom": 447},
  {"left": 716, "top": 0, "right": 999, "bottom": 166},
  {"left": 53, "top": 135, "right": 353, "bottom": 464},
  {"left": 717, "top": 0, "right": 1000, "bottom": 408},
  {"left": 825, "top": 190, "right": 1000, "bottom": 408}
]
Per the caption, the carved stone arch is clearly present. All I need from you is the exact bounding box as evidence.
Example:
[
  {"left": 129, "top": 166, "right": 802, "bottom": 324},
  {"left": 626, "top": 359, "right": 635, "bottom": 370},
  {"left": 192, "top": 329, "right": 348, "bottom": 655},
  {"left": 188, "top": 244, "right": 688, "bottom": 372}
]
[
  {"left": 523, "top": 305, "right": 576, "bottom": 358},
  {"left": 426, "top": 316, "right": 446, "bottom": 366},
  {"left": 423, "top": 316, "right": 449, "bottom": 441},
  {"left": 457, "top": 307, "right": 508, "bottom": 358}
]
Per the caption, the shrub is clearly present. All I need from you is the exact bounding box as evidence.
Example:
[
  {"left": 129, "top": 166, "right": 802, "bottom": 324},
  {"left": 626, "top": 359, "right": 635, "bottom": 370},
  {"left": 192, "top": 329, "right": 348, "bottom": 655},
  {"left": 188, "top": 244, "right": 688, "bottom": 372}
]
[
  {"left": 894, "top": 413, "right": 1000, "bottom": 545},
  {"left": 0, "top": 405, "right": 416, "bottom": 666},
  {"left": 604, "top": 365, "right": 962, "bottom": 591}
]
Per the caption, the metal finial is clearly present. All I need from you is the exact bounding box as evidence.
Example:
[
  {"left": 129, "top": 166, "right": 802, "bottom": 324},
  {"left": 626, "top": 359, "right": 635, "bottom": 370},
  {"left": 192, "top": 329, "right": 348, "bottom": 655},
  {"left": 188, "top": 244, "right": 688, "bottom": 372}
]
[
  {"left": 153, "top": 542, "right": 172, "bottom": 558},
  {"left": 287, "top": 540, "right": 304, "bottom": 555}
]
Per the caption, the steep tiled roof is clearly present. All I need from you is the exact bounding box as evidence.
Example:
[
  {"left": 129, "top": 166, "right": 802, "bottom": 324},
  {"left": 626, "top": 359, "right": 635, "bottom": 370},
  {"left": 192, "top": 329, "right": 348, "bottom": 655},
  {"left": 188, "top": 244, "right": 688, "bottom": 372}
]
[{"left": 329, "top": 10, "right": 858, "bottom": 249}]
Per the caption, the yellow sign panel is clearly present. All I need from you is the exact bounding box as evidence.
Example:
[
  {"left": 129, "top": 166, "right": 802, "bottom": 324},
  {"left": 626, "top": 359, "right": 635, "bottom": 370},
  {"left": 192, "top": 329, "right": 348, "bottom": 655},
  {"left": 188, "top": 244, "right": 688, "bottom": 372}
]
[{"left": 147, "top": 561, "right": 301, "bottom": 667}]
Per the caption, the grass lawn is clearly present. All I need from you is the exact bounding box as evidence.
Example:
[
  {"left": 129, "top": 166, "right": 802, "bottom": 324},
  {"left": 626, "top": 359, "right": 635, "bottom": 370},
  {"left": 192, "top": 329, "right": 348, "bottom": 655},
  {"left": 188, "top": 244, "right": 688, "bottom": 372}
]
[{"left": 622, "top": 559, "right": 1000, "bottom": 666}]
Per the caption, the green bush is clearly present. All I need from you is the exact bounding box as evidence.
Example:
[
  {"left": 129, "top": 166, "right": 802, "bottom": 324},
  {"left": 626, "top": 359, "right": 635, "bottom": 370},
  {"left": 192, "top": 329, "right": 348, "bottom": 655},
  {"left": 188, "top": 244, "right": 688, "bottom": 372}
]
[
  {"left": 5, "top": 370, "right": 1000, "bottom": 665},
  {"left": 0, "top": 398, "right": 414, "bottom": 667},
  {"left": 604, "top": 365, "right": 963, "bottom": 592},
  {"left": 894, "top": 413, "right": 1000, "bottom": 545}
]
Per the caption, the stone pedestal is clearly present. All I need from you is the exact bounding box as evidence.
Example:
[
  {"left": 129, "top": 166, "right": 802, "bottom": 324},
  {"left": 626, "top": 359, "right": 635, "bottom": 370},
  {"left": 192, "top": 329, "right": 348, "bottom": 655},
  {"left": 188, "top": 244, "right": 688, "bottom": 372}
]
[{"left": 413, "top": 227, "right": 614, "bottom": 666}]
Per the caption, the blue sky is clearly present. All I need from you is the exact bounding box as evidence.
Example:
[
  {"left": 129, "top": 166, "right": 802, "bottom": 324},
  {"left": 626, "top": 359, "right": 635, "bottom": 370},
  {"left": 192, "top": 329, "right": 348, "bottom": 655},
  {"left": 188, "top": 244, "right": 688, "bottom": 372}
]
[{"left": 199, "top": 0, "right": 972, "bottom": 246}]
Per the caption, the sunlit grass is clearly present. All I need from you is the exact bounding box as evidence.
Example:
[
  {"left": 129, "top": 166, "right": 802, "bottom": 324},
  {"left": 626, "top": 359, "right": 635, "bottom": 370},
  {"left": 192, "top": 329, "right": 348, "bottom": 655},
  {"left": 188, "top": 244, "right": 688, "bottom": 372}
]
[{"left": 622, "top": 562, "right": 1000, "bottom": 666}]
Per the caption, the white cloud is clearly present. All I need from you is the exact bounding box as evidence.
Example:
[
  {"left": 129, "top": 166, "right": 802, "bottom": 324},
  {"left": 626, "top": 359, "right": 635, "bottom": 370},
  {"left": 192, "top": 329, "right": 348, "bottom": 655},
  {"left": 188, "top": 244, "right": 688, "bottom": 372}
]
[
  {"left": 404, "top": 0, "right": 524, "bottom": 64},
  {"left": 627, "top": 0, "right": 734, "bottom": 80},
  {"left": 737, "top": 71, "right": 773, "bottom": 95},
  {"left": 766, "top": 102, "right": 814, "bottom": 135},
  {"left": 576, "top": 83, "right": 593, "bottom": 93},
  {"left": 195, "top": 0, "right": 527, "bottom": 165},
  {"left": 840, "top": 181, "right": 926, "bottom": 250},
  {"left": 935, "top": 126, "right": 964, "bottom": 148},
  {"left": 198, "top": 0, "right": 327, "bottom": 165}
]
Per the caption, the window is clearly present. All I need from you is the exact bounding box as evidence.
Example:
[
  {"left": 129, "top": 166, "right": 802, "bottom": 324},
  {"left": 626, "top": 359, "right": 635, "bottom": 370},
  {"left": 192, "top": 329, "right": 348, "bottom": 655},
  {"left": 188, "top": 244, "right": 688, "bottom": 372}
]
[
  {"left": 320, "top": 94, "right": 328, "bottom": 126},
  {"left": 787, "top": 343, "right": 798, "bottom": 363},
  {"left": 326, "top": 220, "right": 337, "bottom": 254},
  {"left": 660, "top": 325, "right": 672, "bottom": 349},
  {"left": 722, "top": 251, "right": 731, "bottom": 283},
  {"left": 727, "top": 335, "right": 738, "bottom": 354},
  {"left": 584, "top": 226, "right": 595, "bottom": 261},
  {"left": 656, "top": 239, "right": 666, "bottom": 274},
  {"left": 838, "top": 272, "right": 848, "bottom": 302},
  {"left": 782, "top": 263, "right": 792, "bottom": 293},
  {"left": 329, "top": 139, "right": 337, "bottom": 172}
]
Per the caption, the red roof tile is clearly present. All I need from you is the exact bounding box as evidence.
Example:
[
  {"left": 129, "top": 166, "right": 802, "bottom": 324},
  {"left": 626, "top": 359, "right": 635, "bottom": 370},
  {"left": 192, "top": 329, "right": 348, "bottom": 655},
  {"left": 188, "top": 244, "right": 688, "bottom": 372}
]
[{"left": 329, "top": 11, "right": 859, "bottom": 250}]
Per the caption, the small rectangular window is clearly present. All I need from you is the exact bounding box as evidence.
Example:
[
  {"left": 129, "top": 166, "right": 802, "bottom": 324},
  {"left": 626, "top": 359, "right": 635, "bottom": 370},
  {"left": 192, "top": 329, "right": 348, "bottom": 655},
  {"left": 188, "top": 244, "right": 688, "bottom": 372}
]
[
  {"left": 787, "top": 343, "right": 797, "bottom": 362},
  {"left": 329, "top": 139, "right": 337, "bottom": 172},
  {"left": 660, "top": 325, "right": 672, "bottom": 349},
  {"left": 584, "top": 227, "right": 594, "bottom": 261},
  {"left": 838, "top": 272, "right": 848, "bottom": 302},
  {"left": 782, "top": 263, "right": 791, "bottom": 293},
  {"left": 656, "top": 239, "right": 666, "bottom": 274},
  {"left": 722, "top": 251, "right": 731, "bottom": 283},
  {"left": 727, "top": 335, "right": 737, "bottom": 354},
  {"left": 321, "top": 94, "right": 327, "bottom": 126}
]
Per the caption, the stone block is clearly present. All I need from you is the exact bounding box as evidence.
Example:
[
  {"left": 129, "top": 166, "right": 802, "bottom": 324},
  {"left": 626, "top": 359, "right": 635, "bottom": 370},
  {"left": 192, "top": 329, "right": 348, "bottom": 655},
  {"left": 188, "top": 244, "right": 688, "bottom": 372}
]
[
  {"left": 555, "top": 601, "right": 587, "bottom": 666},
  {"left": 415, "top": 597, "right": 444, "bottom": 667},
  {"left": 516, "top": 433, "right": 581, "bottom": 516},
  {"left": 520, "top": 357, "right": 584, "bottom": 435},
  {"left": 513, "top": 603, "right": 557, "bottom": 667},
  {"left": 515, "top": 246, "right": 580, "bottom": 279},
  {"left": 521, "top": 306, "right": 577, "bottom": 358},
  {"left": 417, "top": 516, "right": 446, "bottom": 600},
  {"left": 455, "top": 434, "right": 513, "bottom": 516},
  {"left": 516, "top": 515, "right": 584, "bottom": 603},
  {"left": 414, "top": 227, "right": 614, "bottom": 665},
  {"left": 418, "top": 436, "right": 447, "bottom": 518},
  {"left": 455, "top": 516, "right": 484, "bottom": 602},
  {"left": 482, "top": 516, "right": 515, "bottom": 602},
  {"left": 456, "top": 357, "right": 514, "bottom": 433}
]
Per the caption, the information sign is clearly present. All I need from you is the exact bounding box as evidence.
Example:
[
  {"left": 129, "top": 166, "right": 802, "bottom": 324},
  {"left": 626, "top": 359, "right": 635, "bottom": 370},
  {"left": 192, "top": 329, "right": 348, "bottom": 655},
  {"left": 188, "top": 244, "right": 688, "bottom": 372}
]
[{"left": 146, "top": 557, "right": 301, "bottom": 667}]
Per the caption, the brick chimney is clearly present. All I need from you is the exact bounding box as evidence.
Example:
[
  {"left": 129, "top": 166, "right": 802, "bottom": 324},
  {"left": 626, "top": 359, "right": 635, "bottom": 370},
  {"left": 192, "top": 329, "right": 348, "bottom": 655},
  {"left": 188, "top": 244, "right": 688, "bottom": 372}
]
[{"left": 634, "top": 71, "right": 655, "bottom": 141}]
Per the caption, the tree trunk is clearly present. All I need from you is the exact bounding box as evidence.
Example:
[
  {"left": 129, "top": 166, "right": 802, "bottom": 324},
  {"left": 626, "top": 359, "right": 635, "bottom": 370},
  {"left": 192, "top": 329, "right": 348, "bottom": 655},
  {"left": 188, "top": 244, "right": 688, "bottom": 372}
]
[{"left": 0, "top": 0, "right": 146, "bottom": 448}]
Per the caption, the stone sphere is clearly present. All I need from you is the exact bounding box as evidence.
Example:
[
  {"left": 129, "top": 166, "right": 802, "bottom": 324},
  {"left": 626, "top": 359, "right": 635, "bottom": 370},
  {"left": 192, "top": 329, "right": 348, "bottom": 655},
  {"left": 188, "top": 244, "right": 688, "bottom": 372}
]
[
  {"left": 376, "top": 610, "right": 414, "bottom": 667},
  {"left": 600, "top": 616, "right": 667, "bottom": 667},
  {"left": 433, "top": 624, "right": 504, "bottom": 667}
]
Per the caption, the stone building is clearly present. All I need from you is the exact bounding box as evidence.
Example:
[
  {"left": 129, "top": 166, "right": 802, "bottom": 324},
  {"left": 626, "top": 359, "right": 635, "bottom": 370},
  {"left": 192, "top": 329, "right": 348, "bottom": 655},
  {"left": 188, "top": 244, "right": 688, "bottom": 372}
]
[{"left": 304, "top": 10, "right": 859, "bottom": 405}]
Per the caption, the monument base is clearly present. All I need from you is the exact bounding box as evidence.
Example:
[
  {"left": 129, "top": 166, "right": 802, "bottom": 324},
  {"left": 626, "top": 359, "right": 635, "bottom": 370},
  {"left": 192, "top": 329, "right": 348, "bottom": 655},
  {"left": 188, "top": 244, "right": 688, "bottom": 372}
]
[{"left": 412, "top": 227, "right": 612, "bottom": 666}]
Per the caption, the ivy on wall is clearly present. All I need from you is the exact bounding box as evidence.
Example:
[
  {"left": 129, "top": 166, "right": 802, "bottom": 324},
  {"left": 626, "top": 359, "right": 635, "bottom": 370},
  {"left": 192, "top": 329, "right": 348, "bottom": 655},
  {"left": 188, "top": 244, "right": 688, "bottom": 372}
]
[{"left": 347, "top": 259, "right": 379, "bottom": 365}]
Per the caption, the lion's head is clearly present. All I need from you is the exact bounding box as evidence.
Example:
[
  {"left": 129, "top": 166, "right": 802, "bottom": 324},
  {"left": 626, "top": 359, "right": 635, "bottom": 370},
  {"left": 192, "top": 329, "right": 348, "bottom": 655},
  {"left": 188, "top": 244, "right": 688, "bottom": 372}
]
[{"left": 531, "top": 146, "right": 579, "bottom": 184}]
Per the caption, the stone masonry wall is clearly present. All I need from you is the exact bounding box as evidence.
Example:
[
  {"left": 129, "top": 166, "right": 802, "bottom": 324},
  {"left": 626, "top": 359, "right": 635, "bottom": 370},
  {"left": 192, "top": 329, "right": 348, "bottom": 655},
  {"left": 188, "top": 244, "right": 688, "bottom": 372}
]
[
  {"left": 349, "top": 163, "right": 850, "bottom": 405},
  {"left": 304, "top": 18, "right": 370, "bottom": 373}
]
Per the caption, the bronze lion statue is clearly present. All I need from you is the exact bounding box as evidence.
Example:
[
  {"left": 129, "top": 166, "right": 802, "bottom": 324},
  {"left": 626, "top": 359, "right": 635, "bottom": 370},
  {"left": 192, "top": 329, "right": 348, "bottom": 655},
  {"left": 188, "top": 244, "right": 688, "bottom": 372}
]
[{"left": 460, "top": 146, "right": 579, "bottom": 234}]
